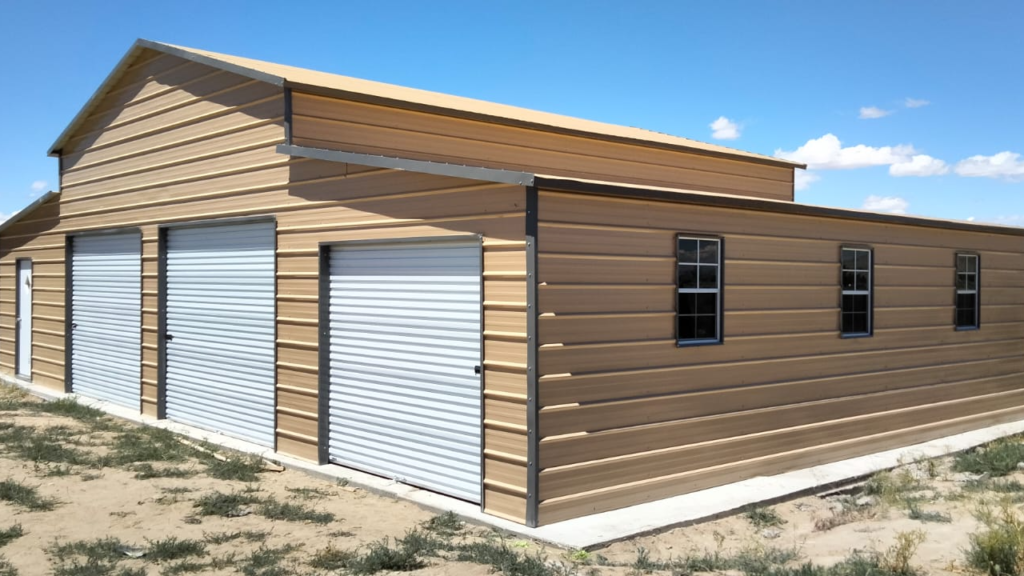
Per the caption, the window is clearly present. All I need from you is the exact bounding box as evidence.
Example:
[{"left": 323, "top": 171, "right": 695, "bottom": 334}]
[
  {"left": 956, "top": 253, "right": 980, "bottom": 329},
  {"left": 677, "top": 236, "right": 722, "bottom": 344},
  {"left": 841, "top": 247, "right": 872, "bottom": 336}
]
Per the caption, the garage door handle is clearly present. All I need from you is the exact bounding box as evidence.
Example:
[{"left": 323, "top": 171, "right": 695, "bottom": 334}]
[
  {"left": 71, "top": 323, "right": 77, "bottom": 329},
  {"left": 474, "top": 365, "right": 482, "bottom": 375},
  {"left": 165, "top": 333, "right": 174, "bottom": 342}
]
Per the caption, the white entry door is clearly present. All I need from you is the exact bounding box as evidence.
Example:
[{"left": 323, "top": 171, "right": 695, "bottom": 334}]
[
  {"left": 16, "top": 260, "right": 32, "bottom": 377},
  {"left": 327, "top": 238, "right": 483, "bottom": 502},
  {"left": 70, "top": 232, "right": 142, "bottom": 408},
  {"left": 164, "top": 220, "right": 276, "bottom": 447}
]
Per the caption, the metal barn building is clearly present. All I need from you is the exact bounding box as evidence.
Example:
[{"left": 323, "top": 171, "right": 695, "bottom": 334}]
[{"left": 2, "top": 39, "right": 1024, "bottom": 527}]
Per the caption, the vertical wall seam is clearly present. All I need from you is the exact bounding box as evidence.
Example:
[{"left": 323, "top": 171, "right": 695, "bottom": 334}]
[
  {"left": 316, "top": 244, "right": 331, "bottom": 465},
  {"left": 156, "top": 227, "right": 168, "bottom": 419},
  {"left": 525, "top": 184, "right": 540, "bottom": 527},
  {"left": 283, "top": 88, "right": 293, "bottom": 145},
  {"left": 63, "top": 237, "right": 73, "bottom": 392}
]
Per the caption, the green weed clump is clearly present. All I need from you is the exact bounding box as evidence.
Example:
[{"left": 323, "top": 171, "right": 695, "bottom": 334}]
[
  {"left": 144, "top": 537, "right": 207, "bottom": 562},
  {"left": 967, "top": 504, "right": 1024, "bottom": 576},
  {"left": 422, "top": 511, "right": 464, "bottom": 537},
  {"left": 193, "top": 491, "right": 263, "bottom": 517},
  {"left": 906, "top": 501, "right": 952, "bottom": 523},
  {"left": 0, "top": 479, "right": 57, "bottom": 511},
  {"left": 35, "top": 398, "right": 109, "bottom": 424},
  {"left": 128, "top": 463, "right": 195, "bottom": 480},
  {"left": 0, "top": 525, "right": 24, "bottom": 549},
  {"left": 47, "top": 537, "right": 148, "bottom": 576},
  {"left": 745, "top": 505, "right": 787, "bottom": 528},
  {"left": 258, "top": 498, "right": 334, "bottom": 525},
  {"left": 863, "top": 469, "right": 927, "bottom": 505},
  {"left": 201, "top": 452, "right": 265, "bottom": 482},
  {"left": 955, "top": 438, "right": 1024, "bottom": 477},
  {"left": 236, "top": 544, "right": 300, "bottom": 576}
]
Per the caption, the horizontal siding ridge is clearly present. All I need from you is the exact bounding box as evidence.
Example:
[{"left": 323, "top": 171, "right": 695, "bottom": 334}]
[
  {"left": 484, "top": 390, "right": 528, "bottom": 402},
  {"left": 542, "top": 382, "right": 1024, "bottom": 473},
  {"left": 277, "top": 361, "right": 317, "bottom": 373},
  {"left": 537, "top": 404, "right": 1024, "bottom": 520},
  {"left": 277, "top": 339, "right": 318, "bottom": 350},
  {"left": 484, "top": 420, "right": 528, "bottom": 433},
  {"left": 483, "top": 449, "right": 529, "bottom": 465},
  {"left": 276, "top": 211, "right": 524, "bottom": 235},
  {"left": 65, "top": 137, "right": 284, "bottom": 189},
  {"left": 482, "top": 479, "right": 529, "bottom": 495},
  {"left": 276, "top": 405, "right": 318, "bottom": 420},
  {"left": 539, "top": 339, "right": 1024, "bottom": 387},
  {"left": 71, "top": 78, "right": 263, "bottom": 145},
  {"left": 65, "top": 116, "right": 283, "bottom": 178},
  {"left": 277, "top": 384, "right": 317, "bottom": 397},
  {"left": 294, "top": 108, "right": 792, "bottom": 186},
  {"left": 66, "top": 93, "right": 283, "bottom": 155},
  {"left": 276, "top": 428, "right": 318, "bottom": 443}
]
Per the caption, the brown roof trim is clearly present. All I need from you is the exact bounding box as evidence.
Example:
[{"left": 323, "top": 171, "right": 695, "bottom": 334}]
[
  {"left": 288, "top": 83, "right": 805, "bottom": 171},
  {"left": 534, "top": 176, "right": 1024, "bottom": 238}
]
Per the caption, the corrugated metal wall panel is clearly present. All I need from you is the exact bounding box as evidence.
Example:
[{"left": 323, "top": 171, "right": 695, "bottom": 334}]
[
  {"left": 165, "top": 220, "right": 276, "bottom": 447},
  {"left": 328, "top": 239, "right": 483, "bottom": 502},
  {"left": 70, "top": 233, "right": 141, "bottom": 407}
]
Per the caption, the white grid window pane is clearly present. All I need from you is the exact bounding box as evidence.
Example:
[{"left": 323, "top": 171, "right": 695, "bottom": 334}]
[
  {"left": 841, "top": 248, "right": 872, "bottom": 335},
  {"left": 678, "top": 236, "right": 721, "bottom": 343}
]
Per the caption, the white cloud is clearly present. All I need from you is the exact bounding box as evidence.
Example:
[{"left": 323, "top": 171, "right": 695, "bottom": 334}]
[
  {"left": 793, "top": 170, "right": 820, "bottom": 191},
  {"left": 30, "top": 180, "right": 47, "bottom": 192},
  {"left": 709, "top": 116, "right": 741, "bottom": 140},
  {"left": 954, "top": 151, "right": 1024, "bottom": 181},
  {"left": 889, "top": 154, "right": 949, "bottom": 177},
  {"left": 0, "top": 212, "right": 9, "bottom": 225},
  {"left": 775, "top": 133, "right": 916, "bottom": 170},
  {"left": 859, "top": 106, "right": 892, "bottom": 119},
  {"left": 905, "top": 97, "right": 930, "bottom": 108},
  {"left": 862, "top": 195, "right": 909, "bottom": 215}
]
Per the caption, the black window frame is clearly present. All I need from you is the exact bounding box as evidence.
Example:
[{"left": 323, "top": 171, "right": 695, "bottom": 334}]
[
  {"left": 955, "top": 252, "right": 981, "bottom": 330},
  {"left": 675, "top": 234, "right": 724, "bottom": 347},
  {"left": 840, "top": 245, "right": 873, "bottom": 338}
]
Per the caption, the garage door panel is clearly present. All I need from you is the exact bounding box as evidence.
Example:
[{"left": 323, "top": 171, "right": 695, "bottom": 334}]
[
  {"left": 328, "top": 238, "right": 483, "bottom": 503},
  {"left": 165, "top": 220, "right": 276, "bottom": 448},
  {"left": 331, "top": 407, "right": 480, "bottom": 440},
  {"left": 71, "top": 232, "right": 142, "bottom": 409}
]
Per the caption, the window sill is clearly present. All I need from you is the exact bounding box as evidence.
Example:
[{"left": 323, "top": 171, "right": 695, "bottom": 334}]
[
  {"left": 676, "top": 338, "right": 722, "bottom": 348},
  {"left": 840, "top": 332, "right": 872, "bottom": 339}
]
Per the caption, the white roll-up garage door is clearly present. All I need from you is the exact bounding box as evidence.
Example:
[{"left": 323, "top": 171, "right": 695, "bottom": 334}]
[
  {"left": 327, "top": 238, "right": 483, "bottom": 502},
  {"left": 165, "top": 220, "right": 276, "bottom": 447},
  {"left": 70, "top": 232, "right": 142, "bottom": 408}
]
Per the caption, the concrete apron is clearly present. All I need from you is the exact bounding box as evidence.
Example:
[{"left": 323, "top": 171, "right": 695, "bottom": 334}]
[{"left": 5, "top": 372, "right": 1024, "bottom": 550}]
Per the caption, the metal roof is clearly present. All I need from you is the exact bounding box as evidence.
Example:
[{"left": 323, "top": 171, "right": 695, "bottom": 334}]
[{"left": 48, "top": 39, "right": 805, "bottom": 170}]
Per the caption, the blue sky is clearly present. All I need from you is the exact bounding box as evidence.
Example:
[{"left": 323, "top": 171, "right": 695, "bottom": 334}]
[{"left": 1, "top": 1, "right": 1022, "bottom": 224}]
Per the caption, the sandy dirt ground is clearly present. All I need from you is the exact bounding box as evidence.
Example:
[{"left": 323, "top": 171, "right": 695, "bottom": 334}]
[{"left": 1, "top": 382, "right": 1019, "bottom": 576}]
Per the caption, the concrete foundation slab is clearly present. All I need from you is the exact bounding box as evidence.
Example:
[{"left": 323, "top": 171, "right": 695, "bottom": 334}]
[{"left": 5, "top": 373, "right": 1024, "bottom": 550}]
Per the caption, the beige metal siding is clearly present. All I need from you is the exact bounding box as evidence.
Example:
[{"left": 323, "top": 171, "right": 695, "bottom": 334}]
[
  {"left": 0, "top": 50, "right": 531, "bottom": 523},
  {"left": 0, "top": 196, "right": 64, "bottom": 390},
  {"left": 535, "top": 190, "right": 1024, "bottom": 525},
  {"left": 291, "top": 93, "right": 794, "bottom": 201}
]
